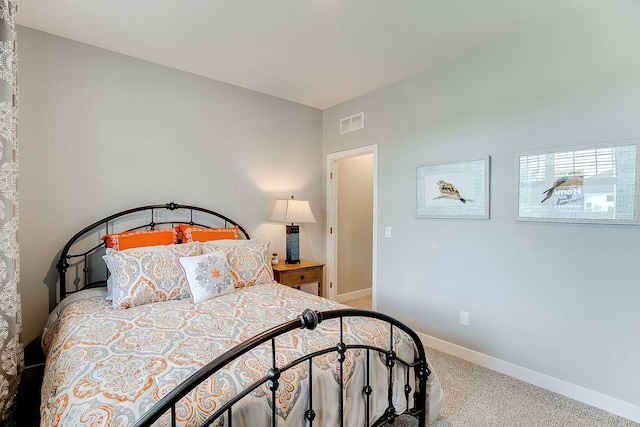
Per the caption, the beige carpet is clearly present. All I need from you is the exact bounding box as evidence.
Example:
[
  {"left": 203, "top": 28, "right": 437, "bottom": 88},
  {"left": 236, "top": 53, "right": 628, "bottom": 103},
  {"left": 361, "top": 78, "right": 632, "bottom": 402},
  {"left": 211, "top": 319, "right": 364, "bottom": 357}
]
[
  {"left": 342, "top": 295, "right": 372, "bottom": 309},
  {"left": 341, "top": 297, "right": 638, "bottom": 426},
  {"left": 416, "top": 347, "right": 639, "bottom": 427}
]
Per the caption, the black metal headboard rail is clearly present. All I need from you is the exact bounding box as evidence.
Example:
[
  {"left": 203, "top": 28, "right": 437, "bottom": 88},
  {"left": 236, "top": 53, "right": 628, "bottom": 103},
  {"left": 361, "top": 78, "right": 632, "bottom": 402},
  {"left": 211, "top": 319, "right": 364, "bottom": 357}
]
[{"left": 56, "top": 202, "right": 250, "bottom": 301}]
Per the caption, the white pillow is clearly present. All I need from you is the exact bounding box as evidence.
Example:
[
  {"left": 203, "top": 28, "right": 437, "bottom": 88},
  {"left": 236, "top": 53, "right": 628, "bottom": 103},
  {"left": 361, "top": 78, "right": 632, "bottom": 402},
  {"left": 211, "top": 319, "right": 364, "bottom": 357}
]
[{"left": 179, "top": 251, "right": 234, "bottom": 303}]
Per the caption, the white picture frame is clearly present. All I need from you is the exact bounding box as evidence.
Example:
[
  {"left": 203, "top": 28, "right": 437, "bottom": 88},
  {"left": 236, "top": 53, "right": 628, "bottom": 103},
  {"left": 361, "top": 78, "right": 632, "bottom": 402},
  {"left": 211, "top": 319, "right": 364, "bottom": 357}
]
[
  {"left": 416, "top": 156, "right": 490, "bottom": 219},
  {"left": 516, "top": 140, "right": 639, "bottom": 224}
]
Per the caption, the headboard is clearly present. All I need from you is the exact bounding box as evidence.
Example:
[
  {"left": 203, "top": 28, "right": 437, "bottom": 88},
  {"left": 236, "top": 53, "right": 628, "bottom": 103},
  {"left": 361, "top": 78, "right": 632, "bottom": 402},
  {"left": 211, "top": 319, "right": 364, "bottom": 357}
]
[{"left": 55, "top": 202, "right": 250, "bottom": 301}]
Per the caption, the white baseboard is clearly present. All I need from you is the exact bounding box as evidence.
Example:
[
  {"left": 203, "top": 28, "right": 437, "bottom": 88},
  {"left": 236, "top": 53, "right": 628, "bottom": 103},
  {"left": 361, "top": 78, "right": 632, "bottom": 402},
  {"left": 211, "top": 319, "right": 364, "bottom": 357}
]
[
  {"left": 336, "top": 287, "right": 372, "bottom": 303},
  {"left": 418, "top": 332, "right": 640, "bottom": 424}
]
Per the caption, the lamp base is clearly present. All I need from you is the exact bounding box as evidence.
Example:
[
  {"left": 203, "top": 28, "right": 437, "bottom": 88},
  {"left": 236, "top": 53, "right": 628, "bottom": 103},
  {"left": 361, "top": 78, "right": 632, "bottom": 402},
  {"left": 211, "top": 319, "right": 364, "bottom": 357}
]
[{"left": 285, "top": 225, "right": 300, "bottom": 264}]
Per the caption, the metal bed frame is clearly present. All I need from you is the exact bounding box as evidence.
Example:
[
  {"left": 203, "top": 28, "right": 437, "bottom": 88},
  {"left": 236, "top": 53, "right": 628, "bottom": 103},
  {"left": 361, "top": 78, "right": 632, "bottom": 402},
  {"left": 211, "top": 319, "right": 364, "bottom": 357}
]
[
  {"left": 56, "top": 202, "right": 250, "bottom": 300},
  {"left": 53, "top": 202, "right": 430, "bottom": 426},
  {"left": 133, "top": 308, "right": 430, "bottom": 427}
]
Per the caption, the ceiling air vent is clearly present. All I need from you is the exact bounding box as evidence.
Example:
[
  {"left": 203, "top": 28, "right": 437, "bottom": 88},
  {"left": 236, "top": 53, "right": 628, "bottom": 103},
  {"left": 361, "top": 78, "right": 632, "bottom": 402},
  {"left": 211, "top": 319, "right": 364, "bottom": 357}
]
[{"left": 339, "top": 112, "right": 364, "bottom": 134}]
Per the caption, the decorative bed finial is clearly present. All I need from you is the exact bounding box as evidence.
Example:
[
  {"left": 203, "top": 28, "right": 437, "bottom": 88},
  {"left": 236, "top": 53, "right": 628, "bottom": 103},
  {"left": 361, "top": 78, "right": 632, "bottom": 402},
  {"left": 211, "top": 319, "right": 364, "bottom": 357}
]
[{"left": 298, "top": 309, "right": 322, "bottom": 330}]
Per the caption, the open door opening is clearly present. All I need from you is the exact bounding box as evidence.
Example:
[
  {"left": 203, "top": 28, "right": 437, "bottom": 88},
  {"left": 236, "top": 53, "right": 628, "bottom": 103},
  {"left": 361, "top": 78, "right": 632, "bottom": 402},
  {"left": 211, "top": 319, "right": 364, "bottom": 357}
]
[{"left": 326, "top": 145, "right": 378, "bottom": 310}]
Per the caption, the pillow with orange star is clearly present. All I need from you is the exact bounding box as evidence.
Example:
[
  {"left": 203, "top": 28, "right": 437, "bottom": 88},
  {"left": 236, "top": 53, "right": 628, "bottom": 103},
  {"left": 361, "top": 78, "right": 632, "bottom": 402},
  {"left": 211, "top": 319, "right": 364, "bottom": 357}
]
[{"left": 179, "top": 251, "right": 234, "bottom": 303}]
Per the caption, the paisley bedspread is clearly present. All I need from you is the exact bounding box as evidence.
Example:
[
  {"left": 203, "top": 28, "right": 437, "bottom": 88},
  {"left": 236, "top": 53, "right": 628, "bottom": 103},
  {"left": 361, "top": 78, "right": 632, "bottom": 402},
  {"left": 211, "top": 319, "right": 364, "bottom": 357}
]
[{"left": 41, "top": 282, "right": 443, "bottom": 426}]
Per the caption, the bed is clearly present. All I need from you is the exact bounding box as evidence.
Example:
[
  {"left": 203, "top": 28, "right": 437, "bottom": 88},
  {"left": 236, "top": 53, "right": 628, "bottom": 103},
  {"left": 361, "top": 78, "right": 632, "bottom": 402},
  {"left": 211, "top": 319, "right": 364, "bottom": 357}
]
[{"left": 41, "top": 203, "right": 443, "bottom": 426}]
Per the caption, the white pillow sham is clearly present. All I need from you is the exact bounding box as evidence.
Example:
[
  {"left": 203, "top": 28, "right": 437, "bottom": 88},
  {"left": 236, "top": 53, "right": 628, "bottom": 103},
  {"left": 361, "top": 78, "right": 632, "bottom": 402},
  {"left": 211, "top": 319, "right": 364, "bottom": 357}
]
[{"left": 179, "top": 251, "right": 234, "bottom": 304}]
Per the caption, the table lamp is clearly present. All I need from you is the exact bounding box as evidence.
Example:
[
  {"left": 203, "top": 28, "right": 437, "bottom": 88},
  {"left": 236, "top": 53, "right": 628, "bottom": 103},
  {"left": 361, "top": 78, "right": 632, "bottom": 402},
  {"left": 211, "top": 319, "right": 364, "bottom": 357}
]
[{"left": 269, "top": 196, "right": 316, "bottom": 263}]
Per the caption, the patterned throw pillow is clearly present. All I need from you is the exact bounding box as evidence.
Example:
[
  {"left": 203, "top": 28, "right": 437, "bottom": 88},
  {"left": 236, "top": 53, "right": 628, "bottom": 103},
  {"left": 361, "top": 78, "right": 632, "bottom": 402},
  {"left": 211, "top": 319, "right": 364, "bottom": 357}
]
[
  {"left": 104, "top": 242, "right": 201, "bottom": 309},
  {"left": 101, "top": 227, "right": 179, "bottom": 250},
  {"left": 201, "top": 241, "right": 273, "bottom": 289},
  {"left": 179, "top": 224, "right": 239, "bottom": 243},
  {"left": 200, "top": 239, "right": 260, "bottom": 249},
  {"left": 178, "top": 251, "right": 234, "bottom": 304}
]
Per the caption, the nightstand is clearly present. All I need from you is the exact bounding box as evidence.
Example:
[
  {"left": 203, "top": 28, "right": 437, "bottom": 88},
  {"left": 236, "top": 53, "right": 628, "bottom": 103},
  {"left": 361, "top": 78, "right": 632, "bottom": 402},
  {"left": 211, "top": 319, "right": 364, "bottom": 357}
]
[{"left": 272, "top": 259, "right": 325, "bottom": 297}]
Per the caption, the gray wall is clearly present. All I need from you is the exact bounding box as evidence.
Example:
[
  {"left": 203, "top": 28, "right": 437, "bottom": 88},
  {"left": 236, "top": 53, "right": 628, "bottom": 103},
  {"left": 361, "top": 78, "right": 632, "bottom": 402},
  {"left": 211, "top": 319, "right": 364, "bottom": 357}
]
[
  {"left": 323, "top": 0, "right": 640, "bottom": 408},
  {"left": 18, "top": 27, "right": 323, "bottom": 345},
  {"left": 337, "top": 154, "right": 373, "bottom": 295}
]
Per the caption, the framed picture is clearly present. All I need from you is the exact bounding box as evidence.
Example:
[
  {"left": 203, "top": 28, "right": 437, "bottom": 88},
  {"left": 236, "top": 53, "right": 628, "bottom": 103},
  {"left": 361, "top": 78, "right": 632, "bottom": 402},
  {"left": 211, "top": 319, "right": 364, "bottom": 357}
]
[
  {"left": 416, "top": 156, "right": 490, "bottom": 219},
  {"left": 516, "top": 140, "right": 639, "bottom": 224}
]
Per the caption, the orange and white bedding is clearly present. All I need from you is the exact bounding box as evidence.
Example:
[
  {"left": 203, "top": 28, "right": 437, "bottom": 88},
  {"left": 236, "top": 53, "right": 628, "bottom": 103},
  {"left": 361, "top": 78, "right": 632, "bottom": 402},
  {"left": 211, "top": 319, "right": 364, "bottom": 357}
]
[{"left": 41, "top": 282, "right": 443, "bottom": 426}]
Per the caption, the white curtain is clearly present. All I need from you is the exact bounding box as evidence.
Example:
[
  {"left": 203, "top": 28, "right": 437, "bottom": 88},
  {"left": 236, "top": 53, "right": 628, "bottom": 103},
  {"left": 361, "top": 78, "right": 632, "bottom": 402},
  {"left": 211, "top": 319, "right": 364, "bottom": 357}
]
[{"left": 0, "top": 0, "right": 21, "bottom": 421}]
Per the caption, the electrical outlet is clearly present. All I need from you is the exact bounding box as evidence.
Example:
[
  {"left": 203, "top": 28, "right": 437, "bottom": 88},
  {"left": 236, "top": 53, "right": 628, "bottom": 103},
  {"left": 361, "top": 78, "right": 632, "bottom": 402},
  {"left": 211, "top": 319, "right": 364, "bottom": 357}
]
[{"left": 459, "top": 311, "right": 470, "bottom": 327}]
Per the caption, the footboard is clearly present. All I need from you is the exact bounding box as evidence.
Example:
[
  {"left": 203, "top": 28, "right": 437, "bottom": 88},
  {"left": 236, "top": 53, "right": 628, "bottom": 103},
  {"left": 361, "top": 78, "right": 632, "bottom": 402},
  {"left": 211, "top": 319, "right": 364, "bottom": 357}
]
[{"left": 132, "top": 308, "right": 430, "bottom": 427}]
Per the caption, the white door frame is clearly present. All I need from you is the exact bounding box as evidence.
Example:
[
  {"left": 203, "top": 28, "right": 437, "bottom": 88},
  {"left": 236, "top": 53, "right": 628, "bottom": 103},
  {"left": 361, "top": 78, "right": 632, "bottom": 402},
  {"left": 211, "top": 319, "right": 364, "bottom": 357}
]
[{"left": 326, "top": 144, "right": 378, "bottom": 309}]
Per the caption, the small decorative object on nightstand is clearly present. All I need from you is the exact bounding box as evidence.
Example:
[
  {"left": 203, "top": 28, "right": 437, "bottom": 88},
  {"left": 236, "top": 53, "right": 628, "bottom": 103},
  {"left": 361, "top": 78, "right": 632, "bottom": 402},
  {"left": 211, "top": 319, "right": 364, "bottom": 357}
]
[
  {"left": 271, "top": 253, "right": 279, "bottom": 265},
  {"left": 272, "top": 259, "right": 325, "bottom": 297}
]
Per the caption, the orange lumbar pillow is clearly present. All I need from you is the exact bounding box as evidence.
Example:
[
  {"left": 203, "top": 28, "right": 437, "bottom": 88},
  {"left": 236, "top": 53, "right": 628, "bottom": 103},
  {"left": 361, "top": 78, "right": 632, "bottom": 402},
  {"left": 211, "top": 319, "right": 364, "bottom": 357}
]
[
  {"left": 101, "top": 227, "right": 179, "bottom": 250},
  {"left": 179, "top": 224, "right": 239, "bottom": 243}
]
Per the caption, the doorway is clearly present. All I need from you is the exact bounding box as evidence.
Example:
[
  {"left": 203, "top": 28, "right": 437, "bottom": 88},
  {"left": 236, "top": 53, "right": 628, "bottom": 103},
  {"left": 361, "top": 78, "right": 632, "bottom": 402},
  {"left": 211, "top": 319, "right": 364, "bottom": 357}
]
[{"left": 326, "top": 145, "right": 378, "bottom": 309}]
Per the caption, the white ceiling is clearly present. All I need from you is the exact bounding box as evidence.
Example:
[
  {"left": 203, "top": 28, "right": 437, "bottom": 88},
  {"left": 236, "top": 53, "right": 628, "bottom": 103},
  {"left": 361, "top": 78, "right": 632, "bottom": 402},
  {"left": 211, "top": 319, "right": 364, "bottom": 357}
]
[{"left": 17, "top": 0, "right": 613, "bottom": 109}]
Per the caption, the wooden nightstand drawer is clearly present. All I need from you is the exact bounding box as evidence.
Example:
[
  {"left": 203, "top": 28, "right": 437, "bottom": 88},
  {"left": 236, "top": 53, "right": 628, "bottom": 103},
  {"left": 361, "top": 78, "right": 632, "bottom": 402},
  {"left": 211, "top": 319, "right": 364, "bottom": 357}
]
[
  {"left": 278, "top": 268, "right": 322, "bottom": 286},
  {"left": 272, "top": 260, "right": 325, "bottom": 297}
]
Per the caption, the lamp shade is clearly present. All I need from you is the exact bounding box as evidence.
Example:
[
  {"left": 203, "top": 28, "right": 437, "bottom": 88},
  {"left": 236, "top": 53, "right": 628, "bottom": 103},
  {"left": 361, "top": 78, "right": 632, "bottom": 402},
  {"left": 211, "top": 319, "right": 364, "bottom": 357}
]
[{"left": 269, "top": 198, "right": 316, "bottom": 224}]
